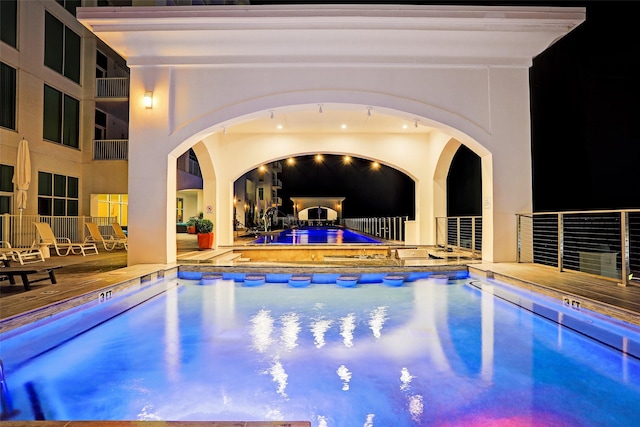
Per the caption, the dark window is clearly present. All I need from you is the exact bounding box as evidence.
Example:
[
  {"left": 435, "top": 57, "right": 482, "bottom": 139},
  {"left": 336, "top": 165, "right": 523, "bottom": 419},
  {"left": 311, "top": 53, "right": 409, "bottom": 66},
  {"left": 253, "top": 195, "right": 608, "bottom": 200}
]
[
  {"left": 44, "top": 12, "right": 64, "bottom": 75},
  {"left": 95, "top": 110, "right": 107, "bottom": 127},
  {"left": 43, "top": 85, "right": 63, "bottom": 143},
  {"left": 43, "top": 84, "right": 79, "bottom": 148},
  {"left": 0, "top": 0, "right": 17, "bottom": 48},
  {"left": 54, "top": 174, "right": 66, "bottom": 197},
  {"left": 96, "top": 50, "right": 108, "bottom": 78},
  {"left": 64, "top": 27, "right": 81, "bottom": 82},
  {"left": 63, "top": 93, "right": 79, "bottom": 148},
  {"left": 67, "top": 176, "right": 78, "bottom": 198},
  {"left": 0, "top": 62, "right": 17, "bottom": 130},
  {"left": 44, "top": 12, "right": 81, "bottom": 84},
  {"left": 38, "top": 171, "right": 79, "bottom": 216},
  {"left": 56, "top": 0, "right": 81, "bottom": 16},
  {"left": 0, "top": 164, "right": 15, "bottom": 192}
]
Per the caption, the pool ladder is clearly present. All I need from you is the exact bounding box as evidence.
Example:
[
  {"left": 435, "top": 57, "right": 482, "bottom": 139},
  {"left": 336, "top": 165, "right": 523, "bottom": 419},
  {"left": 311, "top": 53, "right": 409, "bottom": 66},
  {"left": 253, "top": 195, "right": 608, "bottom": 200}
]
[{"left": 0, "top": 358, "right": 14, "bottom": 420}]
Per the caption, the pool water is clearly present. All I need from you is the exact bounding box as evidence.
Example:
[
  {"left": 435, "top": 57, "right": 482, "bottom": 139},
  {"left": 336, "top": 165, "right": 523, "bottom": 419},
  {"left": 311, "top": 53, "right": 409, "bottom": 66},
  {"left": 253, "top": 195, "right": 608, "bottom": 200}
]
[
  {"left": 253, "top": 226, "right": 381, "bottom": 244},
  {"left": 2, "top": 277, "right": 640, "bottom": 425}
]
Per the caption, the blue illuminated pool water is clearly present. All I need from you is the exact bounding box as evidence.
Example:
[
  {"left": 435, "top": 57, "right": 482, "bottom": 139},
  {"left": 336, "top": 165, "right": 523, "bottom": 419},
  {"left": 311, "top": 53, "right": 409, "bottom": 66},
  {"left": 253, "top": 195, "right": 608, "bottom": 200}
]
[
  {"left": 2, "top": 276, "right": 640, "bottom": 425},
  {"left": 253, "top": 226, "right": 381, "bottom": 244}
]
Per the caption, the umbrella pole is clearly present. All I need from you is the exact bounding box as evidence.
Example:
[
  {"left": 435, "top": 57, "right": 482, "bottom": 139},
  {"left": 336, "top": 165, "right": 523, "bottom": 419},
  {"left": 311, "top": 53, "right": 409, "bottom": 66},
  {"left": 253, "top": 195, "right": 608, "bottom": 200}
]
[{"left": 18, "top": 209, "right": 22, "bottom": 247}]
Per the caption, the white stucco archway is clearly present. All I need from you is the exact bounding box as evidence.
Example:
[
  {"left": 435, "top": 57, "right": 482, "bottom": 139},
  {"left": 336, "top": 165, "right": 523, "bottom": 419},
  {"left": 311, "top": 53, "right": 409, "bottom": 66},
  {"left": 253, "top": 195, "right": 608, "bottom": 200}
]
[{"left": 78, "top": 4, "right": 585, "bottom": 265}]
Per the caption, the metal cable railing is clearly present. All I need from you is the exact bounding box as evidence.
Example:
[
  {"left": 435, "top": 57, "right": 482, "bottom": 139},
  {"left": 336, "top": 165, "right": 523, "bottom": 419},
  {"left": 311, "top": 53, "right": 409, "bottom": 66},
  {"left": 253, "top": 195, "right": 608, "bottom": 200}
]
[
  {"left": 436, "top": 216, "right": 482, "bottom": 258},
  {"left": 517, "top": 210, "right": 640, "bottom": 286},
  {"left": 342, "top": 216, "right": 408, "bottom": 242}
]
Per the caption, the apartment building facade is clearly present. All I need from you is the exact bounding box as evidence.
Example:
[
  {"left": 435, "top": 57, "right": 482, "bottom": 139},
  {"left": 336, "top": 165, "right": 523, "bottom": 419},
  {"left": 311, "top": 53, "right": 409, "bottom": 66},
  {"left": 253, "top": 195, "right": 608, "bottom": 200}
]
[{"left": 1, "top": 0, "right": 214, "bottom": 239}]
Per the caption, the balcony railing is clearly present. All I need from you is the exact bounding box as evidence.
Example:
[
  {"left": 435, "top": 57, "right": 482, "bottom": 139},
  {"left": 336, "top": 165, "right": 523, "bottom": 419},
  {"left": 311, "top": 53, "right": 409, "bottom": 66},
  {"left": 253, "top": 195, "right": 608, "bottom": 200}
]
[
  {"left": 94, "top": 139, "right": 128, "bottom": 160},
  {"left": 436, "top": 216, "right": 482, "bottom": 258},
  {"left": 0, "top": 214, "right": 117, "bottom": 248},
  {"left": 343, "top": 216, "right": 408, "bottom": 242},
  {"left": 96, "top": 77, "right": 129, "bottom": 99},
  {"left": 188, "top": 157, "right": 202, "bottom": 177},
  {"left": 517, "top": 209, "right": 640, "bottom": 286},
  {"left": 272, "top": 178, "right": 282, "bottom": 188}
]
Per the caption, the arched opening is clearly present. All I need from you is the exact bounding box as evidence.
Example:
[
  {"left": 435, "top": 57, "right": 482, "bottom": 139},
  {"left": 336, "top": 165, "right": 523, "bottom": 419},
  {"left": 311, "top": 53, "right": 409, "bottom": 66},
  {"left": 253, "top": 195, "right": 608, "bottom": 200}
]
[{"left": 169, "top": 104, "right": 488, "bottom": 260}]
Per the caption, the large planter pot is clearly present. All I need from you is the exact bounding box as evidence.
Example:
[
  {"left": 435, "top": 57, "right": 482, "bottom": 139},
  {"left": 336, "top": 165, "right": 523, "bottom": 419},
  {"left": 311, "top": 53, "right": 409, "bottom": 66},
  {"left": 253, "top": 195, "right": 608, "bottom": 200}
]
[
  {"left": 187, "top": 225, "right": 196, "bottom": 234},
  {"left": 197, "top": 232, "right": 214, "bottom": 250}
]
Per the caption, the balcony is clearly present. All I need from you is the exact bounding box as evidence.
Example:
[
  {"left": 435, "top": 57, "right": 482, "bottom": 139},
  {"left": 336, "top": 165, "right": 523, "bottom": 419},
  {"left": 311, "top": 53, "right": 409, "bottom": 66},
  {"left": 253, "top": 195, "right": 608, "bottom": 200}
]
[
  {"left": 272, "top": 178, "right": 282, "bottom": 189},
  {"left": 93, "top": 139, "right": 128, "bottom": 160},
  {"left": 96, "top": 78, "right": 129, "bottom": 100}
]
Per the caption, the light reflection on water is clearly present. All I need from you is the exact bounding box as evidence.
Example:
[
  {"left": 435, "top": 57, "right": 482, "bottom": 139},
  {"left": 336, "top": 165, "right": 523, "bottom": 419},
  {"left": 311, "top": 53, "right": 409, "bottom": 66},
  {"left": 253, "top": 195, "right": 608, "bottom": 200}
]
[{"left": 2, "top": 278, "right": 640, "bottom": 426}]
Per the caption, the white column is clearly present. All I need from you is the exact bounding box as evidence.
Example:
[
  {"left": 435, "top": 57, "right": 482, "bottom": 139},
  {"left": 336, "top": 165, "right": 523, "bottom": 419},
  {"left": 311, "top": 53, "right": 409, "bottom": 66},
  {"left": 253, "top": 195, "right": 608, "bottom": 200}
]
[
  {"left": 482, "top": 67, "right": 533, "bottom": 262},
  {"left": 127, "top": 68, "right": 176, "bottom": 265}
]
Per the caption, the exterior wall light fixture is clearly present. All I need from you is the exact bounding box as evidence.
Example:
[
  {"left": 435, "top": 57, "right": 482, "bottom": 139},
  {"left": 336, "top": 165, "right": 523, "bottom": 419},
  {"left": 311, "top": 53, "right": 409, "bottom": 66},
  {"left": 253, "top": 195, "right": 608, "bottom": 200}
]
[{"left": 144, "top": 91, "right": 153, "bottom": 109}]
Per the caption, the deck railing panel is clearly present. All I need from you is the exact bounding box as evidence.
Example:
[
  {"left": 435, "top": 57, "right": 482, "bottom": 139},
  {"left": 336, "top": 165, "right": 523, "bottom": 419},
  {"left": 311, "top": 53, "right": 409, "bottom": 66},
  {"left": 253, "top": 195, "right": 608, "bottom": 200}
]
[
  {"left": 342, "top": 216, "right": 407, "bottom": 242},
  {"left": 93, "top": 139, "right": 128, "bottom": 160},
  {"left": 436, "top": 216, "right": 482, "bottom": 258},
  {"left": 0, "top": 215, "right": 116, "bottom": 248},
  {"left": 95, "top": 77, "right": 129, "bottom": 98},
  {"left": 517, "top": 209, "right": 640, "bottom": 286}
]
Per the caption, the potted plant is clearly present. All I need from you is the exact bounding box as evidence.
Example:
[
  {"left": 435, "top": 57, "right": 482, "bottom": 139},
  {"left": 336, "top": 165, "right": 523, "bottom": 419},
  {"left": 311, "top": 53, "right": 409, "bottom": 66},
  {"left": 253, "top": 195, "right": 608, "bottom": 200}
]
[
  {"left": 186, "top": 217, "right": 197, "bottom": 234},
  {"left": 196, "top": 218, "right": 214, "bottom": 250},
  {"left": 186, "top": 213, "right": 203, "bottom": 234}
]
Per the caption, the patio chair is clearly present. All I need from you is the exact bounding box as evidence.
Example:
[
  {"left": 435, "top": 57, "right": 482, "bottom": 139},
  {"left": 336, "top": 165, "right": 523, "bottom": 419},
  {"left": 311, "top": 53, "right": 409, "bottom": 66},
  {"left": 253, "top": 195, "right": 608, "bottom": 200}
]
[
  {"left": 0, "top": 241, "right": 45, "bottom": 265},
  {"left": 33, "top": 222, "right": 98, "bottom": 256},
  {"left": 85, "top": 222, "right": 127, "bottom": 251},
  {"left": 110, "top": 222, "right": 128, "bottom": 250}
]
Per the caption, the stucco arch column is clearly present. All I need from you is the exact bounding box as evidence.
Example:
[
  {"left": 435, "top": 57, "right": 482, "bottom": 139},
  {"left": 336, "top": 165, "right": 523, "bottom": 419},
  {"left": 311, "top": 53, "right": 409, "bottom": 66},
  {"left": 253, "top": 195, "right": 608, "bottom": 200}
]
[
  {"left": 127, "top": 67, "right": 177, "bottom": 265},
  {"left": 481, "top": 67, "right": 533, "bottom": 262}
]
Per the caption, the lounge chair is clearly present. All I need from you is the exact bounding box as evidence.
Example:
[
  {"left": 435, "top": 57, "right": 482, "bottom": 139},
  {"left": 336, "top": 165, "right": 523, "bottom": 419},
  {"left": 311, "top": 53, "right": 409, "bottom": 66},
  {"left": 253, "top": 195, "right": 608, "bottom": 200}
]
[
  {"left": 84, "top": 222, "right": 127, "bottom": 251},
  {"left": 110, "top": 222, "right": 128, "bottom": 250},
  {"left": 33, "top": 222, "right": 98, "bottom": 256},
  {"left": 0, "top": 241, "right": 45, "bottom": 265}
]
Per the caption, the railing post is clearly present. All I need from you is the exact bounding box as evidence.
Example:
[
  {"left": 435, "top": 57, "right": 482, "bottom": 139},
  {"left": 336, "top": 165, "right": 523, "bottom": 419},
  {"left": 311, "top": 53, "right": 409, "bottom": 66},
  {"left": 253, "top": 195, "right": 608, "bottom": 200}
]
[
  {"left": 471, "top": 216, "right": 476, "bottom": 258},
  {"left": 558, "top": 213, "right": 564, "bottom": 272},
  {"left": 621, "top": 211, "right": 630, "bottom": 286},
  {"left": 516, "top": 214, "right": 521, "bottom": 263},
  {"left": 456, "top": 217, "right": 461, "bottom": 250}
]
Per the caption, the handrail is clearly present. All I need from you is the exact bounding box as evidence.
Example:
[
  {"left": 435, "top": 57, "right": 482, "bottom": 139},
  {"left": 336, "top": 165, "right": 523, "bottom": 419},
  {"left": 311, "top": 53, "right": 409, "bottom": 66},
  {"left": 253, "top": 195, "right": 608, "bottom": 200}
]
[
  {"left": 516, "top": 209, "right": 640, "bottom": 286},
  {"left": 342, "top": 216, "right": 408, "bottom": 242},
  {"left": 435, "top": 216, "right": 482, "bottom": 258},
  {"left": 93, "top": 139, "right": 128, "bottom": 160},
  {"left": 0, "top": 215, "right": 116, "bottom": 248}
]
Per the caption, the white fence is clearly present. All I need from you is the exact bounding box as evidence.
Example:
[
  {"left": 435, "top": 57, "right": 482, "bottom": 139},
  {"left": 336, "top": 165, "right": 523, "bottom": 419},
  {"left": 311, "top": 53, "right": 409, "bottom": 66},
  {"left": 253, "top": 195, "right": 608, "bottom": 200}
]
[
  {"left": 0, "top": 215, "right": 117, "bottom": 248},
  {"left": 95, "top": 77, "right": 129, "bottom": 98},
  {"left": 93, "top": 139, "right": 128, "bottom": 160}
]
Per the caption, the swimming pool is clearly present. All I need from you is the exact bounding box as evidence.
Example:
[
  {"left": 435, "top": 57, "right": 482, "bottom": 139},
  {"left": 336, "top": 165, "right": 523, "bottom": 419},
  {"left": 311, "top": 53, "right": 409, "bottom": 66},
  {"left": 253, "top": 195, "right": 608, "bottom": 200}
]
[
  {"left": 253, "top": 226, "right": 382, "bottom": 244},
  {"left": 2, "top": 274, "right": 640, "bottom": 425}
]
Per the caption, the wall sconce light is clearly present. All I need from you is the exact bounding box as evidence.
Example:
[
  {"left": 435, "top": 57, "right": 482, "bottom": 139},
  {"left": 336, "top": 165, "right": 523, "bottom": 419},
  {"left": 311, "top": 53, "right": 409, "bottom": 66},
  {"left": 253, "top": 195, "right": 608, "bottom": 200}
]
[{"left": 143, "top": 91, "right": 153, "bottom": 109}]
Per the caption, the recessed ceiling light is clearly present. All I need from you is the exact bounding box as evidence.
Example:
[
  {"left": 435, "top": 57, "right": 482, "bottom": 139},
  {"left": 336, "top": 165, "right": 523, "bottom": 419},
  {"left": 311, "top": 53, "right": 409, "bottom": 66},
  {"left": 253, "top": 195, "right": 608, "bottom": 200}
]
[
  {"left": 402, "top": 124, "right": 408, "bottom": 129},
  {"left": 341, "top": 124, "right": 347, "bottom": 129},
  {"left": 277, "top": 124, "right": 283, "bottom": 129}
]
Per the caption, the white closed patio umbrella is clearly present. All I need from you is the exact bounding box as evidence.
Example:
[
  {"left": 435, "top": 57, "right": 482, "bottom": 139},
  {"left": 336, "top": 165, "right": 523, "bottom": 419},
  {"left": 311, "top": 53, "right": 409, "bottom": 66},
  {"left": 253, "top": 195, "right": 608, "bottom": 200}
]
[{"left": 12, "top": 138, "right": 31, "bottom": 246}]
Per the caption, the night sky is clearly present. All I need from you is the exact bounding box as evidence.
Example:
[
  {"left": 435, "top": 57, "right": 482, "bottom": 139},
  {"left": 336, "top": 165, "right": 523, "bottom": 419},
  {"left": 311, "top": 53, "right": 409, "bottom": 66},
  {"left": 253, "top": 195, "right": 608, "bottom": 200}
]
[
  {"left": 278, "top": 155, "right": 416, "bottom": 218},
  {"left": 254, "top": 1, "right": 639, "bottom": 217}
]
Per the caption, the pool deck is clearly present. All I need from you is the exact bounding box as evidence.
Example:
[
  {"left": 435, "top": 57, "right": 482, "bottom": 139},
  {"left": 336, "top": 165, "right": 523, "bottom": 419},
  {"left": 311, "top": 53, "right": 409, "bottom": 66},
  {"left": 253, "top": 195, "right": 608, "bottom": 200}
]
[
  {"left": 3, "top": 234, "right": 640, "bottom": 425},
  {"left": 3, "top": 233, "right": 640, "bottom": 330}
]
